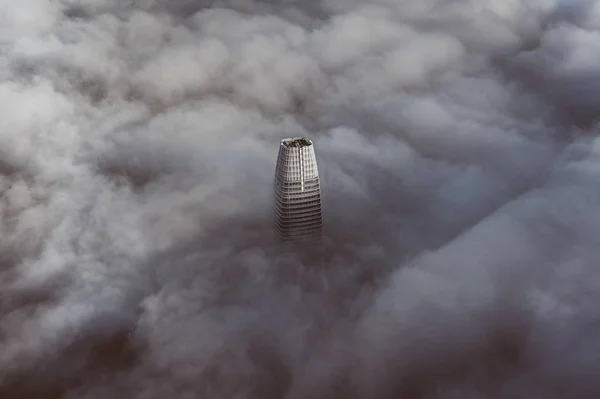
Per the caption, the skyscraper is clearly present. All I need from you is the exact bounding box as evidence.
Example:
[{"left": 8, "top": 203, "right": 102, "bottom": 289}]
[{"left": 273, "top": 137, "right": 323, "bottom": 244}]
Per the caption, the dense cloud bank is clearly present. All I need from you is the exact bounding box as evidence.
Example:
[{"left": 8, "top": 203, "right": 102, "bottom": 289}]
[{"left": 2, "top": 0, "right": 600, "bottom": 397}]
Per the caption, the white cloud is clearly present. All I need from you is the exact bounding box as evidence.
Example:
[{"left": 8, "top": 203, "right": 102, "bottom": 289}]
[{"left": 2, "top": 0, "right": 600, "bottom": 398}]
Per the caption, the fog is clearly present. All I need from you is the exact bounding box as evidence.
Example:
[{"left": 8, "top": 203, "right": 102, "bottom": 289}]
[{"left": 2, "top": 0, "right": 600, "bottom": 398}]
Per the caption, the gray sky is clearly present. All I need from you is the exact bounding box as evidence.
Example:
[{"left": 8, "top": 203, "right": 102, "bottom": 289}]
[{"left": 2, "top": 0, "right": 600, "bottom": 398}]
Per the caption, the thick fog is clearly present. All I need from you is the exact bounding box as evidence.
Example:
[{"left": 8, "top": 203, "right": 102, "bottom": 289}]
[{"left": 2, "top": 0, "right": 600, "bottom": 397}]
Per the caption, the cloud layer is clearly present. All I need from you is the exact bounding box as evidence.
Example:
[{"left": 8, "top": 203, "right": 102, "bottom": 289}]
[{"left": 2, "top": 0, "right": 600, "bottom": 398}]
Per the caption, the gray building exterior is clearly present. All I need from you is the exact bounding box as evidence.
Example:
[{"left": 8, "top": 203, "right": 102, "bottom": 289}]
[{"left": 273, "top": 137, "right": 323, "bottom": 244}]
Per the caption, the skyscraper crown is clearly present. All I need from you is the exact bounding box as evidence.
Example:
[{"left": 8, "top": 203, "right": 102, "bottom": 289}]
[{"left": 273, "top": 137, "right": 323, "bottom": 244}]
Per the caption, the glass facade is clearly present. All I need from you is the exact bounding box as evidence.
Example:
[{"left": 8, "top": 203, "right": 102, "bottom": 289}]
[{"left": 273, "top": 137, "right": 323, "bottom": 244}]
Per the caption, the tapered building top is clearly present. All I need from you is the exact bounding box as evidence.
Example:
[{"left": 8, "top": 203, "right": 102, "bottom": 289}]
[{"left": 273, "top": 137, "right": 323, "bottom": 244}]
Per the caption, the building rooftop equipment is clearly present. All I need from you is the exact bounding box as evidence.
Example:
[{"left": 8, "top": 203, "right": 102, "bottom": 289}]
[{"left": 281, "top": 137, "right": 313, "bottom": 148}]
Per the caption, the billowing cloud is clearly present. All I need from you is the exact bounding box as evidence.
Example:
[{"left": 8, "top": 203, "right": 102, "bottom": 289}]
[{"left": 2, "top": 0, "right": 600, "bottom": 398}]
